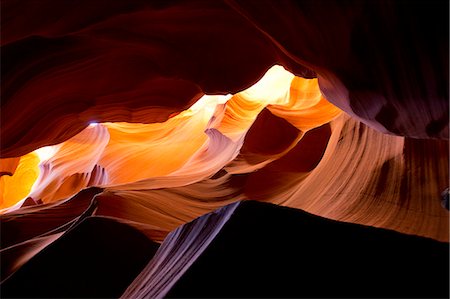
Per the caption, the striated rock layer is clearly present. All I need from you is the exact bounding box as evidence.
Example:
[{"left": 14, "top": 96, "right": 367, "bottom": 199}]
[
  {"left": 0, "top": 0, "right": 448, "bottom": 297},
  {"left": 1, "top": 67, "right": 448, "bottom": 279}
]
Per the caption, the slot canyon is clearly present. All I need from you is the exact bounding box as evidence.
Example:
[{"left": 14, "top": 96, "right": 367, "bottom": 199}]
[{"left": 1, "top": 0, "right": 449, "bottom": 298}]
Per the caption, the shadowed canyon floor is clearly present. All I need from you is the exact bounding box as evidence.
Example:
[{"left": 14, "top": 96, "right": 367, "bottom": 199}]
[{"left": 2, "top": 201, "right": 448, "bottom": 298}]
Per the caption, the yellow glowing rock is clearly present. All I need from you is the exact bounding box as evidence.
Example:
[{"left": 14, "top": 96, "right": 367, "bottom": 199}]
[{"left": 0, "top": 152, "right": 40, "bottom": 209}]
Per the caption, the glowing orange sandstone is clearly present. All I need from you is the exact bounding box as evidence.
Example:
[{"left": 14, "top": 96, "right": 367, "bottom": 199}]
[
  {"left": 0, "top": 152, "right": 40, "bottom": 210},
  {"left": 0, "top": 65, "right": 341, "bottom": 211}
]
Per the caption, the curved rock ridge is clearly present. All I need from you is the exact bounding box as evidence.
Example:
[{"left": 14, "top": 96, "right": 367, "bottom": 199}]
[
  {"left": 1, "top": 65, "right": 448, "bottom": 244},
  {"left": 1, "top": 65, "right": 340, "bottom": 211},
  {"left": 1, "top": 0, "right": 447, "bottom": 160},
  {"left": 93, "top": 114, "right": 449, "bottom": 243}
]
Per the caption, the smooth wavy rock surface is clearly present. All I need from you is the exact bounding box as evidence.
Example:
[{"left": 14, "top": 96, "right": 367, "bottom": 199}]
[
  {"left": 1, "top": 67, "right": 447, "bottom": 259},
  {"left": 1, "top": 0, "right": 448, "bottom": 159},
  {"left": 1, "top": 1, "right": 448, "bottom": 298}
]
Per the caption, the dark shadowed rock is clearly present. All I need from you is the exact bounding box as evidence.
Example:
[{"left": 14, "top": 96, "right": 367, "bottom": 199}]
[{"left": 1, "top": 216, "right": 159, "bottom": 298}]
